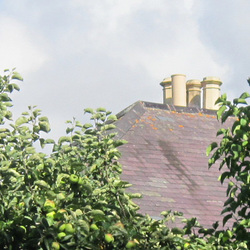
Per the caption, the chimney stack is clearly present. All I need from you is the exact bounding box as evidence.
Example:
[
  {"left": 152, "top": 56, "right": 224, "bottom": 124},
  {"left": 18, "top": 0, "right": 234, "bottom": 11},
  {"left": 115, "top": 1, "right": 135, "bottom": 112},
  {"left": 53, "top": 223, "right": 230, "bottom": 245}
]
[
  {"left": 202, "top": 77, "right": 222, "bottom": 110},
  {"left": 160, "top": 77, "right": 172, "bottom": 105},
  {"left": 186, "top": 80, "right": 201, "bottom": 108},
  {"left": 171, "top": 74, "right": 186, "bottom": 107}
]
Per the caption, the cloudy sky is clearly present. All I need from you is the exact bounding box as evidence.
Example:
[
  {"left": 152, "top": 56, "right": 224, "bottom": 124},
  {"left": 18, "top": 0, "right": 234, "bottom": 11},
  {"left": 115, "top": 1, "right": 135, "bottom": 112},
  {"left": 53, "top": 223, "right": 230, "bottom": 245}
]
[{"left": 0, "top": 0, "right": 249, "bottom": 140}]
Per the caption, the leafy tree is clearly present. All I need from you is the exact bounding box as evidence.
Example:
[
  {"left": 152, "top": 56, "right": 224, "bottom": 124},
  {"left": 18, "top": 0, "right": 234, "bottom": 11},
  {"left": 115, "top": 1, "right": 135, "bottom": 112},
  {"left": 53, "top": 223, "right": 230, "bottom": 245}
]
[
  {"left": 0, "top": 70, "right": 192, "bottom": 249},
  {"left": 0, "top": 69, "right": 249, "bottom": 249},
  {"left": 207, "top": 89, "right": 250, "bottom": 248}
]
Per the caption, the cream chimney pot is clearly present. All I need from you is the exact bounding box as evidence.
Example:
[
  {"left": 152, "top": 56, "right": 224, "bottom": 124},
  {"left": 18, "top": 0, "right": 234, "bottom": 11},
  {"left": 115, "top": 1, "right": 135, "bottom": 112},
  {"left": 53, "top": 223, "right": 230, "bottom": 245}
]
[
  {"left": 202, "top": 77, "right": 222, "bottom": 110},
  {"left": 160, "top": 77, "right": 172, "bottom": 105},
  {"left": 186, "top": 80, "right": 201, "bottom": 108},
  {"left": 171, "top": 74, "right": 186, "bottom": 107}
]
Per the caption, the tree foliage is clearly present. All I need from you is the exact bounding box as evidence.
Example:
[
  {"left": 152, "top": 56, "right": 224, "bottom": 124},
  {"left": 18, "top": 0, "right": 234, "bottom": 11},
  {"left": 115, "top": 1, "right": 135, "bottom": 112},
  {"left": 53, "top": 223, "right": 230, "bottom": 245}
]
[
  {"left": 0, "top": 69, "right": 249, "bottom": 249},
  {"left": 207, "top": 91, "right": 250, "bottom": 248}
]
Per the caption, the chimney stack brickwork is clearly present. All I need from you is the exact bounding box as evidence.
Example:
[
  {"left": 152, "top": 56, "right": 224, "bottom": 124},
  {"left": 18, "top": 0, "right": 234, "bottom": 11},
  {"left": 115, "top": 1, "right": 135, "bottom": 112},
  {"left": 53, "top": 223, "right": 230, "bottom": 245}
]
[{"left": 160, "top": 74, "right": 222, "bottom": 110}]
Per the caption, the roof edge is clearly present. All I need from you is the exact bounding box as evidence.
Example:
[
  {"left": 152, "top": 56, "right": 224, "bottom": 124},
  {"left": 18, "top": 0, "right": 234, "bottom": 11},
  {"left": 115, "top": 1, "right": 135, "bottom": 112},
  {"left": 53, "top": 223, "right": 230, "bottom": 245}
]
[{"left": 114, "top": 101, "right": 147, "bottom": 139}]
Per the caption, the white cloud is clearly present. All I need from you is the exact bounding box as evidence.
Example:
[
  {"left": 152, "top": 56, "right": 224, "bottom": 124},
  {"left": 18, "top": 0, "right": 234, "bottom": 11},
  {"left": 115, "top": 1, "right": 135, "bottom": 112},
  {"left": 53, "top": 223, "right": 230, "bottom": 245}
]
[
  {"left": 0, "top": 15, "right": 49, "bottom": 74},
  {"left": 0, "top": 0, "right": 248, "bottom": 140}
]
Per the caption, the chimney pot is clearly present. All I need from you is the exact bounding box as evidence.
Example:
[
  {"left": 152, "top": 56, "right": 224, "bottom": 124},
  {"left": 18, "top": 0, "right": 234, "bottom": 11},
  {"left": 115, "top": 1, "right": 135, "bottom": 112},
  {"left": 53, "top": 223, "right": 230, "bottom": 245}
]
[
  {"left": 171, "top": 74, "right": 187, "bottom": 107},
  {"left": 202, "top": 77, "right": 222, "bottom": 110},
  {"left": 160, "top": 77, "right": 172, "bottom": 104},
  {"left": 186, "top": 79, "right": 201, "bottom": 108}
]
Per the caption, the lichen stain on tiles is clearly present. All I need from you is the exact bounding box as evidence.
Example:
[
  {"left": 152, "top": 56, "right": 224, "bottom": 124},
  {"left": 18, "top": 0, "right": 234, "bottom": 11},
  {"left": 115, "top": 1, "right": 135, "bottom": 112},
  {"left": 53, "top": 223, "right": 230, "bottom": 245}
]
[
  {"left": 160, "top": 197, "right": 176, "bottom": 203},
  {"left": 141, "top": 191, "right": 161, "bottom": 197},
  {"left": 149, "top": 182, "right": 167, "bottom": 188}
]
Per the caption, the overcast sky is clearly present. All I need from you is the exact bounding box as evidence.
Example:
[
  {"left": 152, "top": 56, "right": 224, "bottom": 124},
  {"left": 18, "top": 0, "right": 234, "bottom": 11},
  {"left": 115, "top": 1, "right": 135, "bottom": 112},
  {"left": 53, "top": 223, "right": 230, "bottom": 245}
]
[{"left": 0, "top": 0, "right": 249, "bottom": 140}]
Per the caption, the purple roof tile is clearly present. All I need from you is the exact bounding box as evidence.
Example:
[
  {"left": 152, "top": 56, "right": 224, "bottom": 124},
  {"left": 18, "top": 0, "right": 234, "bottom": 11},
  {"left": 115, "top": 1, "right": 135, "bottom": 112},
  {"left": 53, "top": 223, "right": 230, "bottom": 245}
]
[{"left": 115, "top": 101, "right": 235, "bottom": 229}]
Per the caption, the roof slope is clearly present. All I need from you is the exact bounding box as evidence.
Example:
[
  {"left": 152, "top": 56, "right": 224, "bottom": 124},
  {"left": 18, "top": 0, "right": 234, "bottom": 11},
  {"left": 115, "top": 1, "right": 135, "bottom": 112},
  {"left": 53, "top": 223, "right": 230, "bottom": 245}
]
[{"left": 114, "top": 101, "right": 234, "bottom": 229}]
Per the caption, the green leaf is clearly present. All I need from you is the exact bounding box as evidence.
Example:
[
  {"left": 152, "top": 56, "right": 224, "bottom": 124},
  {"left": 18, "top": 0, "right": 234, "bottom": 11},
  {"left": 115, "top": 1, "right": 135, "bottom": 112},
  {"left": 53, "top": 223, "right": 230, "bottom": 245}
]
[
  {"left": 78, "top": 220, "right": 89, "bottom": 234},
  {"left": 103, "top": 124, "right": 116, "bottom": 130},
  {"left": 15, "top": 116, "right": 28, "bottom": 126},
  {"left": 84, "top": 108, "right": 94, "bottom": 114},
  {"left": 0, "top": 93, "right": 11, "bottom": 102},
  {"left": 90, "top": 210, "right": 105, "bottom": 222},
  {"left": 45, "top": 139, "right": 55, "bottom": 144},
  {"left": 223, "top": 213, "right": 232, "bottom": 226},
  {"left": 25, "top": 147, "right": 36, "bottom": 154},
  {"left": 75, "top": 121, "right": 83, "bottom": 128},
  {"left": 171, "top": 227, "right": 184, "bottom": 235},
  {"left": 56, "top": 173, "right": 69, "bottom": 187},
  {"left": 218, "top": 171, "right": 230, "bottom": 183},
  {"left": 216, "top": 128, "right": 226, "bottom": 136},
  {"left": 239, "top": 92, "right": 250, "bottom": 99},
  {"left": 83, "top": 123, "right": 93, "bottom": 129},
  {"left": 4, "top": 111, "right": 12, "bottom": 120},
  {"left": 221, "top": 109, "right": 233, "bottom": 123},
  {"left": 38, "top": 116, "right": 49, "bottom": 122},
  {"left": 58, "top": 136, "right": 71, "bottom": 144},
  {"left": 195, "top": 238, "right": 207, "bottom": 246},
  {"left": 107, "top": 115, "right": 117, "bottom": 121},
  {"left": 11, "top": 71, "right": 23, "bottom": 81},
  {"left": 96, "top": 107, "right": 106, "bottom": 112},
  {"left": 240, "top": 118, "right": 248, "bottom": 127},
  {"left": 215, "top": 93, "right": 227, "bottom": 105},
  {"left": 217, "top": 105, "right": 227, "bottom": 120},
  {"left": 12, "top": 83, "right": 20, "bottom": 91},
  {"left": 237, "top": 98, "right": 247, "bottom": 104},
  {"left": 34, "top": 180, "right": 50, "bottom": 189},
  {"left": 66, "top": 127, "right": 74, "bottom": 134},
  {"left": 39, "top": 121, "right": 51, "bottom": 132},
  {"left": 239, "top": 219, "right": 249, "bottom": 226},
  {"left": 206, "top": 142, "right": 218, "bottom": 156}
]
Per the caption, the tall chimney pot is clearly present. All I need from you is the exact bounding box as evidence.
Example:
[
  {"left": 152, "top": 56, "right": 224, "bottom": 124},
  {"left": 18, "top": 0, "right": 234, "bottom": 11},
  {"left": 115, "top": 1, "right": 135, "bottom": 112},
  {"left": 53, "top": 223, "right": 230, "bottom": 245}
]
[
  {"left": 202, "top": 77, "right": 222, "bottom": 110},
  {"left": 171, "top": 74, "right": 186, "bottom": 107},
  {"left": 160, "top": 77, "right": 172, "bottom": 105}
]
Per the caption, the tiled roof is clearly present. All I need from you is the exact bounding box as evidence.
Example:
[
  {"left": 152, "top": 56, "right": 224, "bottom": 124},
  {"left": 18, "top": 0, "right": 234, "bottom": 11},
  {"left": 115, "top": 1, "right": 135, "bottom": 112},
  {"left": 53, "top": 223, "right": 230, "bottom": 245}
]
[{"left": 114, "top": 101, "right": 235, "bottom": 229}]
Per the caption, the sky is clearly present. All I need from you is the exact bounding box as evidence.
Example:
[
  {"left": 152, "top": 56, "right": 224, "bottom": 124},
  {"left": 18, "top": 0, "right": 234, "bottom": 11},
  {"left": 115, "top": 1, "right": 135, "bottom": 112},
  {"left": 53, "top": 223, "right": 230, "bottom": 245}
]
[{"left": 0, "top": 0, "right": 249, "bottom": 140}]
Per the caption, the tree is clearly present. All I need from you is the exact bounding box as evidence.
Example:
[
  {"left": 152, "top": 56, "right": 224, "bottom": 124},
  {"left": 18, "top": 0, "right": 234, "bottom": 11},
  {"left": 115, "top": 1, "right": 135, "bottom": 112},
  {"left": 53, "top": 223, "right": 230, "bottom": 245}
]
[
  {"left": 0, "top": 69, "right": 249, "bottom": 249},
  {"left": 0, "top": 70, "right": 191, "bottom": 249},
  {"left": 206, "top": 90, "right": 250, "bottom": 248}
]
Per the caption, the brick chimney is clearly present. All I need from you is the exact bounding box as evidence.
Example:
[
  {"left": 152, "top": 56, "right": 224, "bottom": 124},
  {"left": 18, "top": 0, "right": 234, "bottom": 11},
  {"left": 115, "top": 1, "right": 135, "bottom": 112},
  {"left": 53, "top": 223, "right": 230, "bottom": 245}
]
[
  {"left": 160, "top": 77, "right": 172, "bottom": 105},
  {"left": 202, "top": 77, "right": 222, "bottom": 110},
  {"left": 186, "top": 79, "right": 201, "bottom": 108},
  {"left": 171, "top": 74, "right": 186, "bottom": 107}
]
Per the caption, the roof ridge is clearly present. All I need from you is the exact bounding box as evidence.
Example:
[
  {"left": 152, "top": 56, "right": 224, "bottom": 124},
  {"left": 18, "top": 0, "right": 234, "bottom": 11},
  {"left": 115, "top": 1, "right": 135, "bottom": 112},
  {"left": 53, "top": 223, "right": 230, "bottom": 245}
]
[
  {"left": 114, "top": 101, "right": 147, "bottom": 139},
  {"left": 142, "top": 101, "right": 218, "bottom": 115}
]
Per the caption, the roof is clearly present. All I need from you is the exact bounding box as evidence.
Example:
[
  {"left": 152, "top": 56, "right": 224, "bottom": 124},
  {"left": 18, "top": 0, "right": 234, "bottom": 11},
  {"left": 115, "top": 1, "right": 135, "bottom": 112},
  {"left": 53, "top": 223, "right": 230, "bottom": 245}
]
[{"left": 114, "top": 101, "right": 235, "bottom": 229}]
